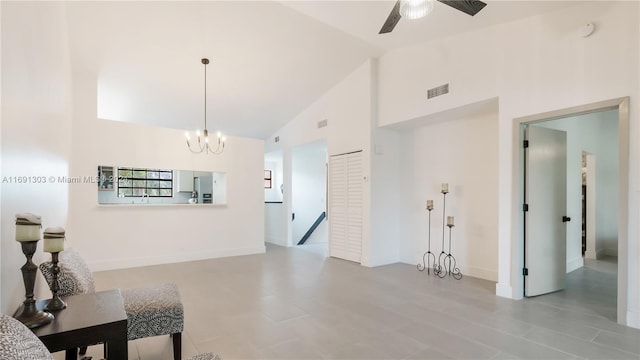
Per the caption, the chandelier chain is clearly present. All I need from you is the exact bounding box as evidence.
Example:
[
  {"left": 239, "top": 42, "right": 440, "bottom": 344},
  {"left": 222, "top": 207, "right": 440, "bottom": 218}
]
[{"left": 204, "top": 59, "right": 207, "bottom": 131}]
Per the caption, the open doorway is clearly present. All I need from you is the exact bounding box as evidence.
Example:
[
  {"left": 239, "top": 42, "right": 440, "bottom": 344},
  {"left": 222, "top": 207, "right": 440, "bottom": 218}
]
[
  {"left": 516, "top": 97, "right": 629, "bottom": 325},
  {"left": 264, "top": 150, "right": 286, "bottom": 247},
  {"left": 291, "top": 141, "right": 328, "bottom": 256}
]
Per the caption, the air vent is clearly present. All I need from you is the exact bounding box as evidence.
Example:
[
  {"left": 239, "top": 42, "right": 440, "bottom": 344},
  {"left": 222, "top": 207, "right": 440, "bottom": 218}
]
[
  {"left": 427, "top": 83, "right": 449, "bottom": 99},
  {"left": 274, "top": 136, "right": 280, "bottom": 143},
  {"left": 317, "top": 119, "right": 328, "bottom": 128}
]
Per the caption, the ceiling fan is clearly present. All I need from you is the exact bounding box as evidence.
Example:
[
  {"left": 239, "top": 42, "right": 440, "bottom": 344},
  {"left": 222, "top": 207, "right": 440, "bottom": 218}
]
[{"left": 379, "top": 0, "right": 487, "bottom": 34}]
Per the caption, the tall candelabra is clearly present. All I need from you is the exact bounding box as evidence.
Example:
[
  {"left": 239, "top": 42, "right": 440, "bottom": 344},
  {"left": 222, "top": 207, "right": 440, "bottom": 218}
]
[
  {"left": 440, "top": 217, "right": 462, "bottom": 279},
  {"left": 417, "top": 200, "right": 435, "bottom": 274},
  {"left": 417, "top": 183, "right": 462, "bottom": 280},
  {"left": 434, "top": 184, "right": 448, "bottom": 277}
]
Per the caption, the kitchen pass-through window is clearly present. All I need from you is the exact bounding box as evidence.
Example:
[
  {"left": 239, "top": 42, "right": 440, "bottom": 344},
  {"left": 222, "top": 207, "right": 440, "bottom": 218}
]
[{"left": 118, "top": 168, "right": 173, "bottom": 197}]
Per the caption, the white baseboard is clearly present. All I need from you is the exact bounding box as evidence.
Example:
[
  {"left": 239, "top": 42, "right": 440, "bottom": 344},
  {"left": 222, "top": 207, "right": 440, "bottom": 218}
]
[
  {"left": 566, "top": 257, "right": 584, "bottom": 273},
  {"left": 265, "top": 236, "right": 287, "bottom": 247},
  {"left": 584, "top": 250, "right": 597, "bottom": 260},
  {"left": 367, "top": 254, "right": 400, "bottom": 268},
  {"left": 88, "top": 245, "right": 266, "bottom": 272},
  {"left": 360, "top": 255, "right": 371, "bottom": 267},
  {"left": 627, "top": 309, "right": 640, "bottom": 329},
  {"left": 596, "top": 248, "right": 607, "bottom": 259},
  {"left": 496, "top": 282, "right": 514, "bottom": 299},
  {"left": 465, "top": 266, "right": 498, "bottom": 282},
  {"left": 605, "top": 247, "right": 618, "bottom": 257}
]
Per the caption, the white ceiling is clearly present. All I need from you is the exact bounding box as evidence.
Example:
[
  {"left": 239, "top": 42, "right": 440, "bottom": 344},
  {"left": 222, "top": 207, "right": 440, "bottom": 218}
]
[{"left": 65, "top": 1, "right": 581, "bottom": 139}]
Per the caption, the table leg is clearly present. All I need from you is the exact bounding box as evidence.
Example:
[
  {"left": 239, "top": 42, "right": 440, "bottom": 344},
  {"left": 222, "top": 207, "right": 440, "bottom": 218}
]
[
  {"left": 65, "top": 348, "right": 78, "bottom": 360},
  {"left": 105, "top": 334, "right": 128, "bottom": 359}
]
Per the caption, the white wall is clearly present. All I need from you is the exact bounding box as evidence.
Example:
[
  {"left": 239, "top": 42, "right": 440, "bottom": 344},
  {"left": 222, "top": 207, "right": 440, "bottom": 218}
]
[
  {"left": 68, "top": 123, "right": 265, "bottom": 271},
  {"left": 378, "top": 1, "right": 639, "bottom": 327},
  {"left": 264, "top": 60, "right": 372, "bottom": 157},
  {"left": 369, "top": 127, "right": 403, "bottom": 266},
  {"left": 212, "top": 171, "right": 227, "bottom": 205},
  {"left": 265, "top": 203, "right": 287, "bottom": 246},
  {"left": 369, "top": 59, "right": 403, "bottom": 266},
  {"left": 539, "top": 109, "right": 619, "bottom": 269},
  {"left": 291, "top": 142, "right": 327, "bottom": 244},
  {"left": 66, "top": 69, "right": 266, "bottom": 271},
  {"left": 396, "top": 109, "right": 499, "bottom": 281},
  {"left": 1, "top": 2, "right": 74, "bottom": 313}
]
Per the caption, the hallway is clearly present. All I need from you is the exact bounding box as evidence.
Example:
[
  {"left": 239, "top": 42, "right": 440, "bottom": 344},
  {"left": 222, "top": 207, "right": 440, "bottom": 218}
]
[{"left": 526, "top": 256, "right": 618, "bottom": 322}]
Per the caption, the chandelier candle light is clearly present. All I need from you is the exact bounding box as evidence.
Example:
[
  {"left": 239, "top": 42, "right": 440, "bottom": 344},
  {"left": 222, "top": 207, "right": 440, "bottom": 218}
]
[
  {"left": 43, "top": 227, "right": 67, "bottom": 311},
  {"left": 185, "top": 58, "right": 226, "bottom": 154},
  {"left": 13, "top": 213, "right": 54, "bottom": 328}
]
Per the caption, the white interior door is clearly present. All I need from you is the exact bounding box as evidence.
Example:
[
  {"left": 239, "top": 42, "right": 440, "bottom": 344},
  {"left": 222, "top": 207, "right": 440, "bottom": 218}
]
[
  {"left": 329, "top": 151, "right": 362, "bottom": 263},
  {"left": 525, "top": 125, "right": 568, "bottom": 297},
  {"left": 345, "top": 153, "right": 363, "bottom": 262},
  {"left": 329, "top": 155, "right": 347, "bottom": 260}
]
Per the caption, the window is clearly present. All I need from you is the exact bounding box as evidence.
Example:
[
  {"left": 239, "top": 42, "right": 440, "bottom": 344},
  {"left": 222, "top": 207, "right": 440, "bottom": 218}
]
[
  {"left": 264, "top": 170, "right": 272, "bottom": 189},
  {"left": 118, "top": 168, "right": 173, "bottom": 197}
]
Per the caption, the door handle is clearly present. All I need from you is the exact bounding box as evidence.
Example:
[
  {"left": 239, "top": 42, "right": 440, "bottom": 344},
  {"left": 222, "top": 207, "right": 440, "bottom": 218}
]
[{"left": 562, "top": 216, "right": 571, "bottom": 222}]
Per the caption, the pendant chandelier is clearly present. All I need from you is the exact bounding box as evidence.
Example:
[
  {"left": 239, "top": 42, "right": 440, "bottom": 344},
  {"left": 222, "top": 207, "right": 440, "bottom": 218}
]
[{"left": 185, "top": 58, "right": 226, "bottom": 154}]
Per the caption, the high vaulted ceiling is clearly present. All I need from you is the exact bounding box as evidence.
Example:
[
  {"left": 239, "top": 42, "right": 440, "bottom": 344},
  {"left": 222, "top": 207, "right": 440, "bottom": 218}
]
[{"left": 65, "top": 1, "right": 580, "bottom": 139}]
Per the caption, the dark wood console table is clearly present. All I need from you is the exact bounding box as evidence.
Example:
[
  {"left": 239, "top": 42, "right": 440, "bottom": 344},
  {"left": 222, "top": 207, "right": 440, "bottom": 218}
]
[{"left": 32, "top": 289, "right": 128, "bottom": 360}]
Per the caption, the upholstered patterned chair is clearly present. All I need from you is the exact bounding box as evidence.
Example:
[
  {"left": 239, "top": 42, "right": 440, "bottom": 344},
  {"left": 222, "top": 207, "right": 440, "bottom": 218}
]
[
  {"left": 0, "top": 314, "right": 53, "bottom": 360},
  {"left": 188, "top": 354, "right": 221, "bottom": 360},
  {"left": 0, "top": 314, "right": 220, "bottom": 359},
  {"left": 1, "top": 314, "right": 220, "bottom": 360},
  {"left": 39, "top": 249, "right": 185, "bottom": 360}
]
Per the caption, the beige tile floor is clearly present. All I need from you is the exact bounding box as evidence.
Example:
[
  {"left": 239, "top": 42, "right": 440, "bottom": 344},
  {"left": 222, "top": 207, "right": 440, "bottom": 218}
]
[{"left": 53, "top": 247, "right": 639, "bottom": 360}]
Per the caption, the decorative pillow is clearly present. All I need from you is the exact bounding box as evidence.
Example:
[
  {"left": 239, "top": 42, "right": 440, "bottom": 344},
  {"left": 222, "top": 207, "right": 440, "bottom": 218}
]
[
  {"left": 0, "top": 314, "right": 53, "bottom": 360},
  {"left": 39, "top": 248, "right": 95, "bottom": 297}
]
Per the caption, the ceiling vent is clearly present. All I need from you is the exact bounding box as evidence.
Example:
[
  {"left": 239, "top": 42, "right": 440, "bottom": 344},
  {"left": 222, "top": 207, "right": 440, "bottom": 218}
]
[
  {"left": 317, "top": 119, "right": 328, "bottom": 128},
  {"left": 427, "top": 83, "right": 449, "bottom": 99}
]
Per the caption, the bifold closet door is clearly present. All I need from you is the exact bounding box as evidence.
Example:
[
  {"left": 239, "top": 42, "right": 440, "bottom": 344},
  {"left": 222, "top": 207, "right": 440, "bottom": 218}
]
[{"left": 328, "top": 151, "right": 362, "bottom": 263}]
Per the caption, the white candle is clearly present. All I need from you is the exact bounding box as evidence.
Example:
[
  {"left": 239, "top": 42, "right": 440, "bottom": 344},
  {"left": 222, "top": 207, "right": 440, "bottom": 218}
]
[
  {"left": 43, "top": 227, "right": 65, "bottom": 253},
  {"left": 426, "top": 200, "right": 434, "bottom": 210},
  {"left": 442, "top": 183, "right": 449, "bottom": 193},
  {"left": 15, "top": 213, "right": 42, "bottom": 242},
  {"left": 15, "top": 225, "right": 40, "bottom": 241},
  {"left": 447, "top": 216, "right": 454, "bottom": 227},
  {"left": 44, "top": 237, "right": 65, "bottom": 253}
]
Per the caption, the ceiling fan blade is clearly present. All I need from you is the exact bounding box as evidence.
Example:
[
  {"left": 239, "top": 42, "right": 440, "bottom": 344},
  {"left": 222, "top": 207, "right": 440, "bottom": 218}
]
[
  {"left": 437, "top": 0, "right": 487, "bottom": 16},
  {"left": 379, "top": 0, "right": 402, "bottom": 34}
]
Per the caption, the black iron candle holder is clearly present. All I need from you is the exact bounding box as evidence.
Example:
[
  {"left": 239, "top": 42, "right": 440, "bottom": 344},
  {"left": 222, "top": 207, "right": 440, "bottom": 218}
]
[
  {"left": 434, "top": 188, "right": 448, "bottom": 277},
  {"left": 417, "top": 204, "right": 436, "bottom": 274},
  {"left": 14, "top": 241, "right": 54, "bottom": 328},
  {"left": 44, "top": 252, "right": 67, "bottom": 311},
  {"left": 437, "top": 223, "right": 463, "bottom": 280},
  {"left": 419, "top": 184, "right": 463, "bottom": 280}
]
